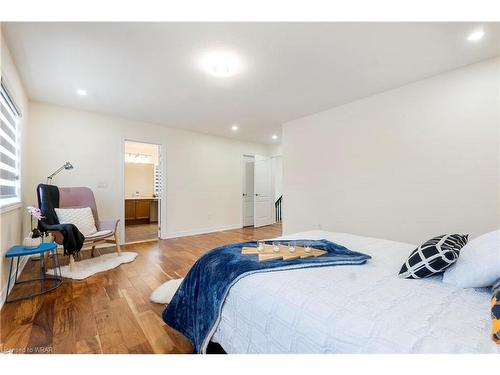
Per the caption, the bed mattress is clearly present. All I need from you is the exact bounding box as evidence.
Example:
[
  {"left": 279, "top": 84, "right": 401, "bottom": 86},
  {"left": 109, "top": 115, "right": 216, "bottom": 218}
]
[{"left": 211, "top": 230, "right": 499, "bottom": 353}]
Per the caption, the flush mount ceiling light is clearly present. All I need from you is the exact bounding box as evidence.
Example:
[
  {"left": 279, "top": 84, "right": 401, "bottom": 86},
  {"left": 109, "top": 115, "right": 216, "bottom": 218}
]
[
  {"left": 271, "top": 134, "right": 278, "bottom": 140},
  {"left": 76, "top": 89, "right": 87, "bottom": 96},
  {"left": 231, "top": 124, "right": 239, "bottom": 131},
  {"left": 467, "top": 29, "right": 485, "bottom": 42},
  {"left": 201, "top": 51, "right": 242, "bottom": 78}
]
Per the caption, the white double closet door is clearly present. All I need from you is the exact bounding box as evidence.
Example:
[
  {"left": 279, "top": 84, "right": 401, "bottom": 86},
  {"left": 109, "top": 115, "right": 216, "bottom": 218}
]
[{"left": 242, "top": 155, "right": 274, "bottom": 228}]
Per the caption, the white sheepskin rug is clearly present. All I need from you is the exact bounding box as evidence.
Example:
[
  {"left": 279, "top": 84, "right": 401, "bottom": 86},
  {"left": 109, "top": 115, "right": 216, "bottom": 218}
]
[
  {"left": 150, "top": 278, "right": 184, "bottom": 304},
  {"left": 46, "top": 252, "right": 138, "bottom": 280}
]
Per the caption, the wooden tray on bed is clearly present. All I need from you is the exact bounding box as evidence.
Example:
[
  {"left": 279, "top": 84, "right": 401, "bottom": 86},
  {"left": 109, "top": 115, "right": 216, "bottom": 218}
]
[{"left": 241, "top": 244, "right": 327, "bottom": 262}]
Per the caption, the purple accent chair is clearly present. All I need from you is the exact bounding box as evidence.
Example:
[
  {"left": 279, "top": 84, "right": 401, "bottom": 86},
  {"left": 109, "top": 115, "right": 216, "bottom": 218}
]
[{"left": 52, "top": 187, "right": 121, "bottom": 269}]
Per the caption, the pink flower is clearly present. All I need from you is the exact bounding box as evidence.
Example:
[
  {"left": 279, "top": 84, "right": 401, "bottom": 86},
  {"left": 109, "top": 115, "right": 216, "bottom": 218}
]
[{"left": 26, "top": 206, "right": 44, "bottom": 220}]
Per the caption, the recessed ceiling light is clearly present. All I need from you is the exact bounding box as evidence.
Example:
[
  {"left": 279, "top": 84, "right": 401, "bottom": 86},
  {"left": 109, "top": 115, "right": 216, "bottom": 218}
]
[
  {"left": 201, "top": 51, "right": 241, "bottom": 78},
  {"left": 467, "top": 29, "right": 485, "bottom": 42},
  {"left": 231, "top": 124, "right": 239, "bottom": 131},
  {"left": 271, "top": 134, "right": 278, "bottom": 140},
  {"left": 76, "top": 89, "right": 87, "bottom": 96}
]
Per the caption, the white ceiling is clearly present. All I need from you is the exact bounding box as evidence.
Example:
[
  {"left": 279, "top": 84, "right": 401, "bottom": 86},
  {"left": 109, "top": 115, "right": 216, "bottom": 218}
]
[{"left": 3, "top": 22, "right": 500, "bottom": 144}]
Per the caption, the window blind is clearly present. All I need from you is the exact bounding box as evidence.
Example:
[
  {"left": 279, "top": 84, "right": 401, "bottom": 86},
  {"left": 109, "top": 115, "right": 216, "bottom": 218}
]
[{"left": 0, "top": 79, "right": 21, "bottom": 207}]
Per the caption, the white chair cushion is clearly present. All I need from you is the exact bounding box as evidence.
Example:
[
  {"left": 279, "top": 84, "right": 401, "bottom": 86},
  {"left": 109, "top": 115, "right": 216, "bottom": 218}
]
[{"left": 55, "top": 207, "right": 97, "bottom": 237}]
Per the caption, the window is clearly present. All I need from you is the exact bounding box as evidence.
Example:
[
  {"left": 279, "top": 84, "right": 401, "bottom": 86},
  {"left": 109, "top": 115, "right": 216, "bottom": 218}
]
[{"left": 0, "top": 79, "right": 22, "bottom": 209}]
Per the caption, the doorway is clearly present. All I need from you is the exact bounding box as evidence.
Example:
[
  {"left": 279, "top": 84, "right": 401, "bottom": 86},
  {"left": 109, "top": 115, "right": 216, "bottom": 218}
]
[
  {"left": 242, "top": 156, "right": 255, "bottom": 226},
  {"left": 242, "top": 154, "right": 278, "bottom": 228},
  {"left": 123, "top": 140, "right": 162, "bottom": 243}
]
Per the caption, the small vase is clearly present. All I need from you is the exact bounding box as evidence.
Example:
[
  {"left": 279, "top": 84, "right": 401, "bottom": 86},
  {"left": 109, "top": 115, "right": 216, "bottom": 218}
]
[
  {"left": 44, "top": 233, "right": 54, "bottom": 243},
  {"left": 23, "top": 237, "right": 41, "bottom": 249}
]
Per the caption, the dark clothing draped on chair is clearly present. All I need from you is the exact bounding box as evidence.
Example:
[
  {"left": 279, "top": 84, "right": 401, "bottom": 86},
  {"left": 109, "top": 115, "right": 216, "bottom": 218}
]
[{"left": 37, "top": 183, "right": 85, "bottom": 256}]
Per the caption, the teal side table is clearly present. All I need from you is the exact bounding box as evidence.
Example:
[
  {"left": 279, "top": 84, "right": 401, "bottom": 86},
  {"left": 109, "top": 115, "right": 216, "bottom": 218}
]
[{"left": 4, "top": 242, "right": 62, "bottom": 303}]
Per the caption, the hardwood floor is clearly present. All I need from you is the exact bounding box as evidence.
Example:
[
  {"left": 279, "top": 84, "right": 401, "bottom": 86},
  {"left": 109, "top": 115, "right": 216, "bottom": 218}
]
[
  {"left": 124, "top": 223, "right": 159, "bottom": 243},
  {"left": 0, "top": 223, "right": 282, "bottom": 354}
]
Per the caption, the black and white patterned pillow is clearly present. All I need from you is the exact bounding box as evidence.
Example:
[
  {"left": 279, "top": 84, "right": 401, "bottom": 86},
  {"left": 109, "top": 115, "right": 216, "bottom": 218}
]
[{"left": 398, "top": 234, "right": 468, "bottom": 279}]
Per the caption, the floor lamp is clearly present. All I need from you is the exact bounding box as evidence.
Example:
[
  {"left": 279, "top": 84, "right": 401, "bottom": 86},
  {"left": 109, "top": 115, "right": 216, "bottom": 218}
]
[{"left": 46, "top": 162, "right": 74, "bottom": 184}]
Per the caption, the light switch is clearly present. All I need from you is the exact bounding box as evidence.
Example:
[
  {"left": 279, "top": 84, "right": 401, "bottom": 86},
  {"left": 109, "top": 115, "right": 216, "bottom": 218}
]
[{"left": 97, "top": 181, "right": 108, "bottom": 189}]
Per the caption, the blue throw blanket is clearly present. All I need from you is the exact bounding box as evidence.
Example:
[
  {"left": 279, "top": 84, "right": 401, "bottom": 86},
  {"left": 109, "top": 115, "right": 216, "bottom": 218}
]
[{"left": 162, "top": 239, "right": 371, "bottom": 353}]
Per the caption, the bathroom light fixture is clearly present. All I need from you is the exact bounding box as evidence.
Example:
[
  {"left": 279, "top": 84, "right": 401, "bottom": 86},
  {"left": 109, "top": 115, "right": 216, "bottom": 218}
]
[
  {"left": 272, "top": 134, "right": 278, "bottom": 140},
  {"left": 467, "top": 29, "right": 485, "bottom": 42},
  {"left": 201, "top": 51, "right": 241, "bottom": 78},
  {"left": 76, "top": 89, "right": 87, "bottom": 96},
  {"left": 231, "top": 124, "right": 239, "bottom": 131}
]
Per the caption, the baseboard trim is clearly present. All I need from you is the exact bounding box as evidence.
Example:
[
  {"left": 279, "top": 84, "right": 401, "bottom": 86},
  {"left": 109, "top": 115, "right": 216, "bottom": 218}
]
[
  {"left": 165, "top": 224, "right": 242, "bottom": 239},
  {"left": 124, "top": 238, "right": 159, "bottom": 245},
  {"left": 0, "top": 255, "right": 30, "bottom": 311}
]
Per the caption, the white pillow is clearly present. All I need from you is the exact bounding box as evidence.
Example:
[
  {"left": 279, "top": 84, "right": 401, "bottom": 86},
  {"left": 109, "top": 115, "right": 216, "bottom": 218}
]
[
  {"left": 442, "top": 229, "right": 500, "bottom": 288},
  {"left": 55, "top": 207, "right": 97, "bottom": 237}
]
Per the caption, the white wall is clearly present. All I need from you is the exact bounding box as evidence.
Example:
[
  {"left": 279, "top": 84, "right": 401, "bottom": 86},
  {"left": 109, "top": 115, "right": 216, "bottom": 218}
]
[
  {"left": 283, "top": 58, "right": 500, "bottom": 244},
  {"left": 0, "top": 30, "right": 30, "bottom": 307},
  {"left": 124, "top": 163, "right": 155, "bottom": 197},
  {"left": 270, "top": 144, "right": 283, "bottom": 157},
  {"left": 23, "top": 102, "right": 274, "bottom": 240},
  {"left": 272, "top": 155, "right": 283, "bottom": 201}
]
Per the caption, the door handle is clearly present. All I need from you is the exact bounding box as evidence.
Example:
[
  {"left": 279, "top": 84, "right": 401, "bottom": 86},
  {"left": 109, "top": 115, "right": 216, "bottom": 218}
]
[
  {"left": 255, "top": 194, "right": 259, "bottom": 196},
  {"left": 242, "top": 193, "right": 247, "bottom": 197}
]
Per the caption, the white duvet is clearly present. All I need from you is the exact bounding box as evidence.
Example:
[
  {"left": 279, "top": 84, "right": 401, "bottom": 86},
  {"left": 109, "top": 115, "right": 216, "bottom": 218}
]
[{"left": 211, "top": 230, "right": 499, "bottom": 353}]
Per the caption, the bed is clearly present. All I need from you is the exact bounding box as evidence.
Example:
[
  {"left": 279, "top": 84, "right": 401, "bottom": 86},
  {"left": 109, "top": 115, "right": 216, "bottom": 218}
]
[{"left": 210, "top": 230, "right": 499, "bottom": 353}]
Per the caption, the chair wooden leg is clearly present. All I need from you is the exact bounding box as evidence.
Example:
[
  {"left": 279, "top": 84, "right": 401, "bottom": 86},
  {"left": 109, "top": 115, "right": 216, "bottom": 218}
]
[
  {"left": 115, "top": 232, "right": 121, "bottom": 255},
  {"left": 69, "top": 255, "right": 75, "bottom": 272},
  {"left": 44, "top": 251, "right": 49, "bottom": 271},
  {"left": 91, "top": 244, "right": 96, "bottom": 257}
]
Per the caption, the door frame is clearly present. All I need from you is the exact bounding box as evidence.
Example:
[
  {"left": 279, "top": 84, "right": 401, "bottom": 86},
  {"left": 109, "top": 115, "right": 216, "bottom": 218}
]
[
  {"left": 120, "top": 138, "right": 167, "bottom": 243},
  {"left": 240, "top": 153, "right": 283, "bottom": 228},
  {"left": 241, "top": 153, "right": 278, "bottom": 228},
  {"left": 241, "top": 154, "right": 255, "bottom": 227}
]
